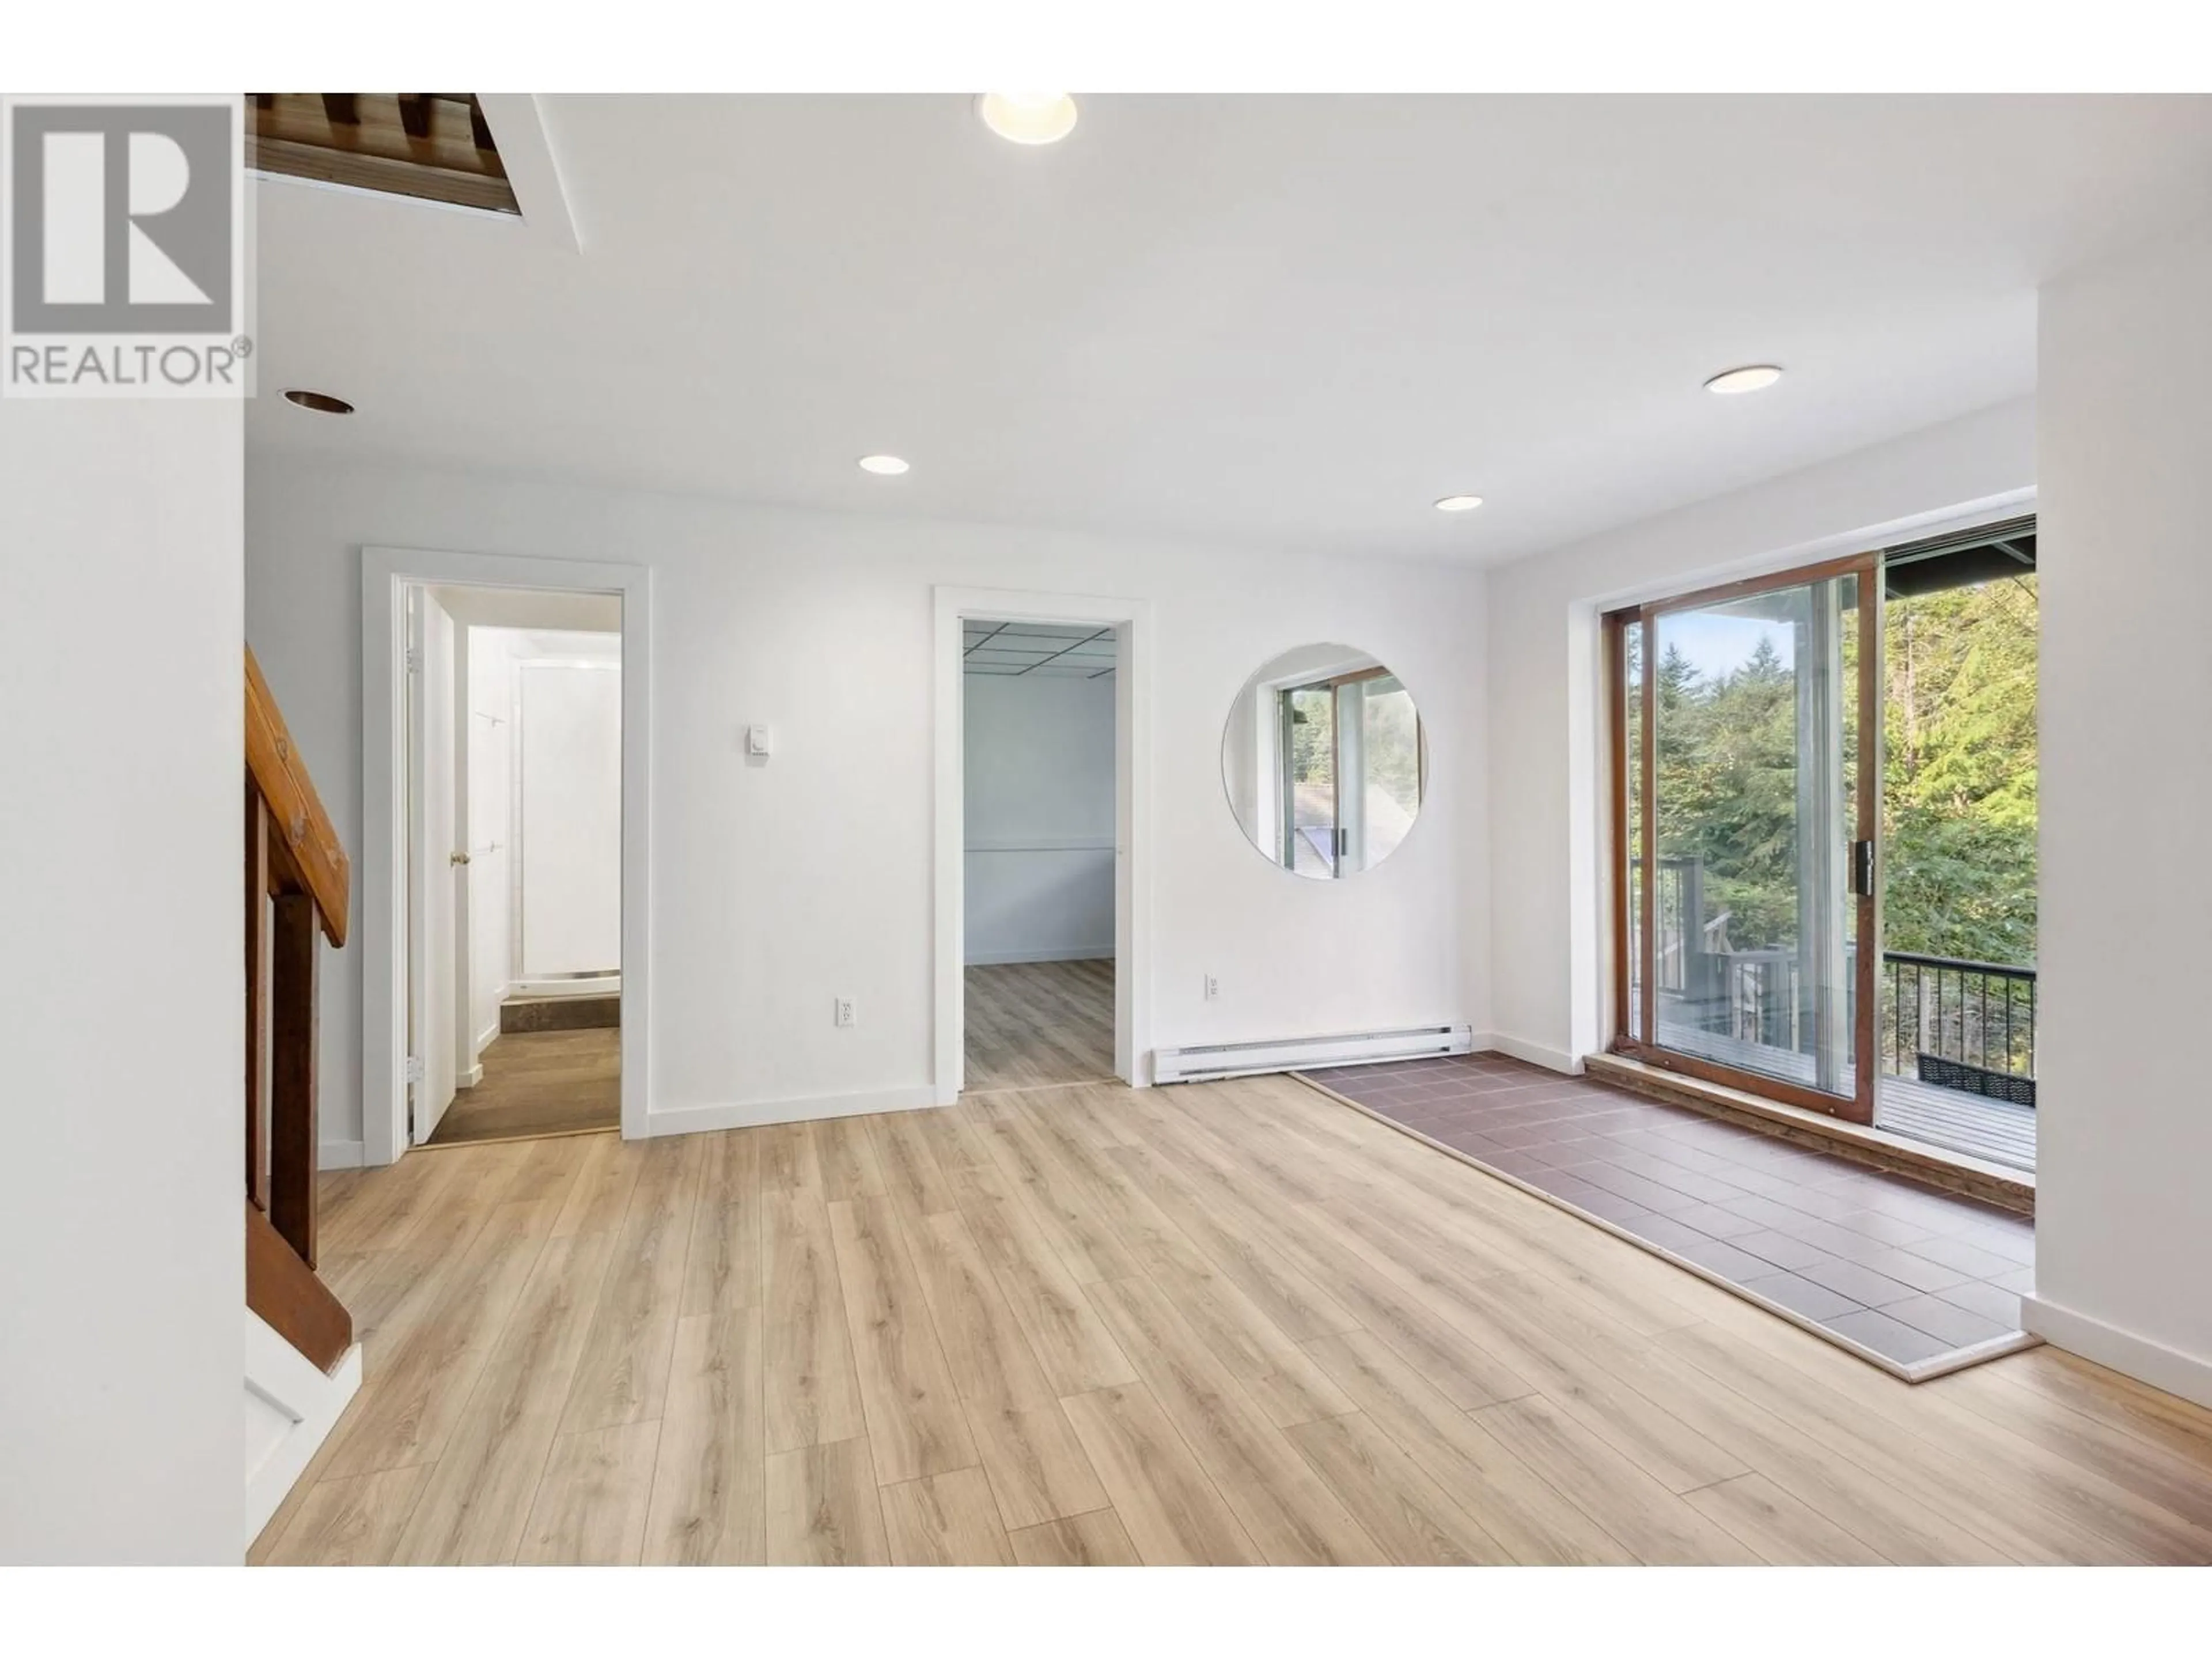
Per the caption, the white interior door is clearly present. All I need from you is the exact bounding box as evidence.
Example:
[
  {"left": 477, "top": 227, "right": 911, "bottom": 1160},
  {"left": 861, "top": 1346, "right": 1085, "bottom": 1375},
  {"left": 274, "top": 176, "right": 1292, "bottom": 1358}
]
[{"left": 410, "top": 592, "right": 460, "bottom": 1143}]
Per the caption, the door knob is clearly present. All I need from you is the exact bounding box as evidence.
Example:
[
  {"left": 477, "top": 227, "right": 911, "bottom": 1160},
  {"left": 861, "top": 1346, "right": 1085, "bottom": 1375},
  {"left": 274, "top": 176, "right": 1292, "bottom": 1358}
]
[{"left": 449, "top": 851, "right": 471, "bottom": 866}]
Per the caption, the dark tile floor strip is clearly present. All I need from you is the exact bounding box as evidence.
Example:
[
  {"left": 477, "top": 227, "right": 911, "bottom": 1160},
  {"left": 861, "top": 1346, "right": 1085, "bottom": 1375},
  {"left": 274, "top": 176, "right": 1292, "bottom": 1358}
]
[{"left": 1300, "top": 1052, "right": 2036, "bottom": 1375}]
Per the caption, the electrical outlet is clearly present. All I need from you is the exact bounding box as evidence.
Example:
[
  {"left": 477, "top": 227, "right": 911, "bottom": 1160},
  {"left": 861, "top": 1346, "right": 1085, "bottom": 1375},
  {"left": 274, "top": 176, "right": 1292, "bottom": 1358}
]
[
  {"left": 835, "top": 996, "right": 856, "bottom": 1028},
  {"left": 1203, "top": 974, "right": 1219, "bottom": 1001}
]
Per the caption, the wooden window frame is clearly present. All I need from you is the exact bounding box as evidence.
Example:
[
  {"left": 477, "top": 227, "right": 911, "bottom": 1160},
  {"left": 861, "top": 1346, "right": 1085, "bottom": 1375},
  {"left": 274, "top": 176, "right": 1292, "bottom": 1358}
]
[{"left": 1604, "top": 550, "right": 1883, "bottom": 1124}]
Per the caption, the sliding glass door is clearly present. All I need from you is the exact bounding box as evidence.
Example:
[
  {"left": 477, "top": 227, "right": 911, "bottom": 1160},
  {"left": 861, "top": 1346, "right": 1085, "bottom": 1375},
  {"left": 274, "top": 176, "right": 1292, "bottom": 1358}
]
[{"left": 1610, "top": 554, "right": 1878, "bottom": 1122}]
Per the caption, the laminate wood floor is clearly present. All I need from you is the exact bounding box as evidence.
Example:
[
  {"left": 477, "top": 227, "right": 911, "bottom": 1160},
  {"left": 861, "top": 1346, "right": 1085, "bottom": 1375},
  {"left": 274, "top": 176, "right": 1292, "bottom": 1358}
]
[
  {"left": 425, "top": 1028, "right": 619, "bottom": 1147},
  {"left": 260, "top": 1073, "right": 2212, "bottom": 1566},
  {"left": 964, "top": 959, "right": 1115, "bottom": 1092}
]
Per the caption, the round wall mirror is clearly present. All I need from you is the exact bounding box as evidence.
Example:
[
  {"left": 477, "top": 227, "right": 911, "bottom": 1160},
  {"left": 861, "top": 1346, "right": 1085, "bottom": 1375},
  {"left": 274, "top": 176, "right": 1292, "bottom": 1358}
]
[{"left": 1221, "top": 644, "right": 1427, "bottom": 879}]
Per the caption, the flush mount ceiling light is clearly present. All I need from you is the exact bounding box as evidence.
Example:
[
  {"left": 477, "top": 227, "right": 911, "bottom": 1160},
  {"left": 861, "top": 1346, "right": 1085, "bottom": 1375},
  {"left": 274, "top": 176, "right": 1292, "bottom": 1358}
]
[
  {"left": 976, "top": 92, "right": 1079, "bottom": 146},
  {"left": 282, "top": 388, "right": 354, "bottom": 414},
  {"left": 1703, "top": 364, "right": 1785, "bottom": 395},
  {"left": 857, "top": 454, "right": 910, "bottom": 476},
  {"left": 1433, "top": 494, "right": 1484, "bottom": 513}
]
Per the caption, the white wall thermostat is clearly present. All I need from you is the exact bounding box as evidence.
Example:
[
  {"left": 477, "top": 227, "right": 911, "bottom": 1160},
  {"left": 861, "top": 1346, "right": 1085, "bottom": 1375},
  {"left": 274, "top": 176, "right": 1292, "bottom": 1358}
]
[{"left": 746, "top": 724, "right": 772, "bottom": 757}]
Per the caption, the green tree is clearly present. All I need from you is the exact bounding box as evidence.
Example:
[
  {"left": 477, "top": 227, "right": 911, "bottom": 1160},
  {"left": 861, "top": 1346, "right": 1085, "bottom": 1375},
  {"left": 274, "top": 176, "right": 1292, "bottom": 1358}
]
[
  {"left": 1642, "top": 573, "right": 2036, "bottom": 966},
  {"left": 1881, "top": 575, "right": 2038, "bottom": 963}
]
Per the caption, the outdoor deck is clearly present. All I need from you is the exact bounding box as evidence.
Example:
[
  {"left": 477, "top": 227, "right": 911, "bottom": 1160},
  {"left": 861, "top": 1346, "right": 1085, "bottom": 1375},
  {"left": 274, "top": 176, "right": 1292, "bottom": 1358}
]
[
  {"left": 1654, "top": 1022, "right": 2037, "bottom": 1172},
  {"left": 1875, "top": 1075, "right": 2036, "bottom": 1170}
]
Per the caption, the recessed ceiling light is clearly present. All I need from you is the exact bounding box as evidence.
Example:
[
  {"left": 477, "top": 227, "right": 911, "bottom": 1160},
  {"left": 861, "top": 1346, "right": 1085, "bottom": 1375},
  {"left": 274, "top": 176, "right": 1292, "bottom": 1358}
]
[
  {"left": 282, "top": 388, "right": 354, "bottom": 414},
  {"left": 858, "top": 454, "right": 910, "bottom": 476},
  {"left": 1434, "top": 494, "right": 1484, "bottom": 513},
  {"left": 1703, "top": 364, "right": 1784, "bottom": 395},
  {"left": 976, "top": 93, "right": 1079, "bottom": 146}
]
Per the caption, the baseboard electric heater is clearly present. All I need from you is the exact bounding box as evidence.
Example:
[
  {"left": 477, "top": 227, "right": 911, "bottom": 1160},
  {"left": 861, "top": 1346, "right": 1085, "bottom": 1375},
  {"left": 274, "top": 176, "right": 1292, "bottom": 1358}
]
[{"left": 1153, "top": 1024, "right": 1475, "bottom": 1086}]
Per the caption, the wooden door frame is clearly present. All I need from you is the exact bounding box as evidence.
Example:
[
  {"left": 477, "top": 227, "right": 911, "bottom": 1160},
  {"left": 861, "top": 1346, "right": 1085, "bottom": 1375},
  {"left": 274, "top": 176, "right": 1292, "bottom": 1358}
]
[{"left": 1604, "top": 550, "right": 1881, "bottom": 1123}]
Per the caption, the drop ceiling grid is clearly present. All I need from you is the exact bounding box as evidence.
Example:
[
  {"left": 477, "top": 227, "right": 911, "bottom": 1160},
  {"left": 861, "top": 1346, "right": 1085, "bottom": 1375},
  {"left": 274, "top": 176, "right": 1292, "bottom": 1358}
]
[{"left": 963, "top": 620, "right": 1118, "bottom": 678}]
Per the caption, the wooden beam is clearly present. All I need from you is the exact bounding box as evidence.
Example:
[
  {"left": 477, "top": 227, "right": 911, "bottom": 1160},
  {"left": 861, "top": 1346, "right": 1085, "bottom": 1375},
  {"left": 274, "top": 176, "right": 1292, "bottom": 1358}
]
[
  {"left": 268, "top": 893, "right": 320, "bottom": 1267},
  {"left": 321, "top": 93, "right": 359, "bottom": 126},
  {"left": 246, "top": 1204, "right": 352, "bottom": 1373},
  {"left": 467, "top": 94, "right": 495, "bottom": 153},
  {"left": 396, "top": 94, "right": 431, "bottom": 140},
  {"left": 245, "top": 647, "right": 351, "bottom": 945}
]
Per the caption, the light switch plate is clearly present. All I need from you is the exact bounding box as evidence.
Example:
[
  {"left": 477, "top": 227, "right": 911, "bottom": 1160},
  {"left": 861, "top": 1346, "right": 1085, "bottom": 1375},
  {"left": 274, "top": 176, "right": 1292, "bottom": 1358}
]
[{"left": 746, "top": 723, "right": 771, "bottom": 756}]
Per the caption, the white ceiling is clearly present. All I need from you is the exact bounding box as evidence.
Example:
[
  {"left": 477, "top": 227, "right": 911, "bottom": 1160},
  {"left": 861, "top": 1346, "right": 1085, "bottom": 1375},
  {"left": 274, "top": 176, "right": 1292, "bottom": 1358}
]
[{"left": 249, "top": 95, "right": 2212, "bottom": 566}]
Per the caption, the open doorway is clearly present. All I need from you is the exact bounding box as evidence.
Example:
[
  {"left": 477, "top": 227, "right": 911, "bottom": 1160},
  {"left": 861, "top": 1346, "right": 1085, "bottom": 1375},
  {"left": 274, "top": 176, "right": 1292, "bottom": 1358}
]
[
  {"left": 1872, "top": 517, "right": 2039, "bottom": 1170},
  {"left": 959, "top": 618, "right": 1121, "bottom": 1092},
  {"left": 404, "top": 585, "right": 623, "bottom": 1147},
  {"left": 361, "top": 547, "right": 646, "bottom": 1164}
]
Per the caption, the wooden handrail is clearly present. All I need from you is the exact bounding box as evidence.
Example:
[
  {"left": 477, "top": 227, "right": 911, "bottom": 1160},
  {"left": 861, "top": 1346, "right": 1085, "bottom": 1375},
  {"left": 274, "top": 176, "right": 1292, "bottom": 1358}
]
[
  {"left": 245, "top": 647, "right": 349, "bottom": 946},
  {"left": 244, "top": 647, "right": 352, "bottom": 1372}
]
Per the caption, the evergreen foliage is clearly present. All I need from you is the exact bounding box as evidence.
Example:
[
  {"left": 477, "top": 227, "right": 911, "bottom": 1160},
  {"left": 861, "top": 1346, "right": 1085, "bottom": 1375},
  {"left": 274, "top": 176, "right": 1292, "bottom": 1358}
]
[{"left": 1631, "top": 575, "right": 2036, "bottom": 968}]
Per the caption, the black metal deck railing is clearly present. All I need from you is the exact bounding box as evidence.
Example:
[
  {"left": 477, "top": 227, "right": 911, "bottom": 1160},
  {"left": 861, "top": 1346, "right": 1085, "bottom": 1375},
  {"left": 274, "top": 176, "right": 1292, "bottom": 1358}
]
[
  {"left": 1883, "top": 950, "right": 2036, "bottom": 1101},
  {"left": 1647, "top": 857, "right": 2037, "bottom": 1105}
]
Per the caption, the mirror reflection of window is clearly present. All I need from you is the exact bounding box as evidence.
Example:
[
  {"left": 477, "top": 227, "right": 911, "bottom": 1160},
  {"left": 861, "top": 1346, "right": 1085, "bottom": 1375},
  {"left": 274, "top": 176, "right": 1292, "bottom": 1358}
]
[
  {"left": 1359, "top": 675, "right": 1421, "bottom": 869},
  {"left": 1224, "top": 645, "right": 1427, "bottom": 880},
  {"left": 1282, "top": 684, "right": 1336, "bottom": 873}
]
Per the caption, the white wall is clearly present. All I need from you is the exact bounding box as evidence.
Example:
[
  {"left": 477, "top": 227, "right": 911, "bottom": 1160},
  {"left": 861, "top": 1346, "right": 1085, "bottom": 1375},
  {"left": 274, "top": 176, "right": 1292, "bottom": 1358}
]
[
  {"left": 465, "top": 626, "right": 517, "bottom": 1056},
  {"left": 519, "top": 656, "right": 624, "bottom": 976},
  {"left": 2028, "top": 226, "right": 2212, "bottom": 1404},
  {"left": 964, "top": 672, "right": 1116, "bottom": 964},
  {"left": 1482, "top": 397, "right": 2036, "bottom": 1069},
  {"left": 1, "top": 398, "right": 244, "bottom": 1562},
  {"left": 244, "top": 454, "right": 1491, "bottom": 1142}
]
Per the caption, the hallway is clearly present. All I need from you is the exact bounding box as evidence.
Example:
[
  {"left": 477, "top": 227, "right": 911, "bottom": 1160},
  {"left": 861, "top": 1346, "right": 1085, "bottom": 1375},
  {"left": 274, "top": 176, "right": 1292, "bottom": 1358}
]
[{"left": 426, "top": 1027, "right": 619, "bottom": 1147}]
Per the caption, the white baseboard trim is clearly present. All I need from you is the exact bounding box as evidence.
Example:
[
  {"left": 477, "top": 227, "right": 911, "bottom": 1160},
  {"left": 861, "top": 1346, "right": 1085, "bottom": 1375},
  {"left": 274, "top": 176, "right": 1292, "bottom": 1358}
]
[
  {"left": 965, "top": 946, "right": 1116, "bottom": 967},
  {"left": 474, "top": 1017, "right": 502, "bottom": 1054},
  {"left": 318, "top": 1139, "right": 365, "bottom": 1171},
  {"left": 1476, "top": 1032, "right": 1583, "bottom": 1074},
  {"left": 457, "top": 1063, "right": 484, "bottom": 1090},
  {"left": 2021, "top": 1293, "right": 2212, "bottom": 1411},
  {"left": 646, "top": 1084, "right": 940, "bottom": 1138},
  {"left": 244, "top": 1315, "right": 362, "bottom": 1551}
]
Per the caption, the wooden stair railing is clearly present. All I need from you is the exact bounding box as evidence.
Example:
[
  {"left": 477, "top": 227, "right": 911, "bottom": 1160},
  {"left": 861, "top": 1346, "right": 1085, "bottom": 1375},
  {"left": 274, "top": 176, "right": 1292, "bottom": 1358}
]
[{"left": 244, "top": 648, "right": 354, "bottom": 1373}]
